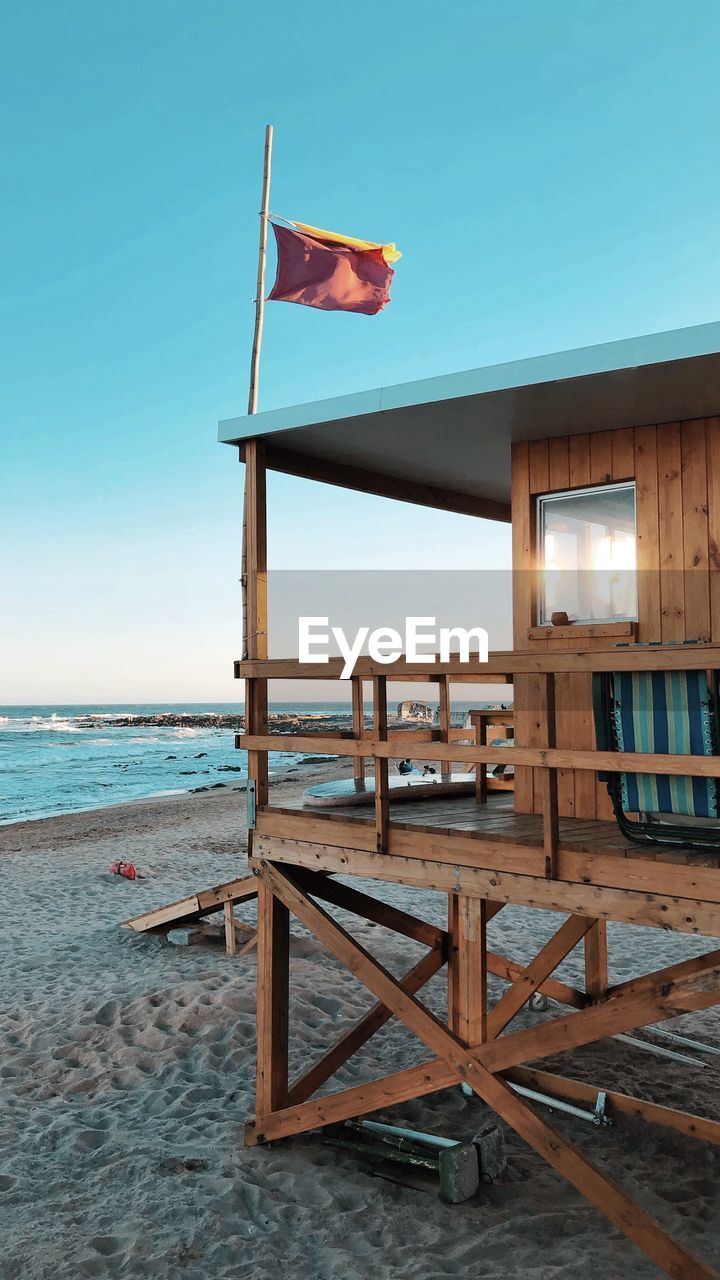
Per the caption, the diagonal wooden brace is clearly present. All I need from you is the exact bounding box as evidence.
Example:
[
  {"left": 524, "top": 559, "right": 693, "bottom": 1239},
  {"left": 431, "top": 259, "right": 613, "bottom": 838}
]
[
  {"left": 259, "top": 863, "right": 718, "bottom": 1280},
  {"left": 287, "top": 942, "right": 446, "bottom": 1107},
  {"left": 486, "top": 949, "right": 586, "bottom": 1009},
  {"left": 292, "top": 867, "right": 447, "bottom": 948},
  {"left": 487, "top": 914, "right": 594, "bottom": 1037},
  {"left": 608, "top": 945, "right": 720, "bottom": 1000}
]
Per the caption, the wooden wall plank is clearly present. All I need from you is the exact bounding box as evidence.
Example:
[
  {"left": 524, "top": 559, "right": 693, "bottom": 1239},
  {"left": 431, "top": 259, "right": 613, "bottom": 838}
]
[
  {"left": 586, "top": 431, "right": 638, "bottom": 818},
  {"left": 707, "top": 418, "right": 720, "bottom": 641},
  {"left": 567, "top": 435, "right": 617, "bottom": 820},
  {"left": 568, "top": 434, "right": 591, "bottom": 488},
  {"left": 545, "top": 436, "right": 575, "bottom": 817},
  {"left": 657, "top": 423, "right": 684, "bottom": 643},
  {"left": 527, "top": 441, "right": 554, "bottom": 816},
  {"left": 511, "top": 442, "right": 533, "bottom": 641},
  {"left": 566, "top": 431, "right": 592, "bottom": 826},
  {"left": 681, "top": 419, "right": 711, "bottom": 642},
  {"left": 512, "top": 443, "right": 534, "bottom": 812},
  {"left": 548, "top": 437, "right": 570, "bottom": 491},
  {"left": 634, "top": 425, "right": 661, "bottom": 644},
  {"left": 528, "top": 439, "right": 550, "bottom": 496},
  {"left": 589, "top": 431, "right": 613, "bottom": 486},
  {"left": 611, "top": 427, "right": 635, "bottom": 481}
]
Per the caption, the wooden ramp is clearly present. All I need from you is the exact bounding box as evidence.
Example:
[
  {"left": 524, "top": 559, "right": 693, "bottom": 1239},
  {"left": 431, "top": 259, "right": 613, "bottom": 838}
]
[{"left": 120, "top": 875, "right": 258, "bottom": 951}]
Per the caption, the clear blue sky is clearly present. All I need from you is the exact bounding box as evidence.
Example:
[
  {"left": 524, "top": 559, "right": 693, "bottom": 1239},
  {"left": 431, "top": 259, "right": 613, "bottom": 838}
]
[{"left": 2, "top": 0, "right": 720, "bottom": 702}]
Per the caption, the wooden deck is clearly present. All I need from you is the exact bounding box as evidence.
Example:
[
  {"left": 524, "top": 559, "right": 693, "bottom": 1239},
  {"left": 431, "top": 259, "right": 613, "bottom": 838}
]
[
  {"left": 274, "top": 788, "right": 720, "bottom": 868},
  {"left": 338, "top": 790, "right": 630, "bottom": 845}
]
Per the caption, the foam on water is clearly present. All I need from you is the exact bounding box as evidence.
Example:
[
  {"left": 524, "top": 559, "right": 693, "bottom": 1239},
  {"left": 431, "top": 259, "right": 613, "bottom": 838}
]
[
  {"left": 0, "top": 702, "right": 351, "bottom": 825},
  {"left": 0, "top": 699, "right": 501, "bottom": 825}
]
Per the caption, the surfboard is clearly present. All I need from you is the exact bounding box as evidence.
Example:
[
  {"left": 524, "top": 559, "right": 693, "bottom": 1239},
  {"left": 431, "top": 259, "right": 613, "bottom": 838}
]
[{"left": 303, "top": 772, "right": 477, "bottom": 809}]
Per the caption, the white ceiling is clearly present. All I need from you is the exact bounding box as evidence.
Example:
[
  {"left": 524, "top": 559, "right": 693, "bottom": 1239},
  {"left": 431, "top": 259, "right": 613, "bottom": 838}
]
[{"left": 219, "top": 320, "right": 720, "bottom": 507}]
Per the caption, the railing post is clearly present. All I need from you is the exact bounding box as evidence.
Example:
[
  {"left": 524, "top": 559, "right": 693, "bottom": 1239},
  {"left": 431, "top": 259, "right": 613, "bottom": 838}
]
[
  {"left": 373, "top": 675, "right": 389, "bottom": 854},
  {"left": 437, "top": 674, "right": 451, "bottom": 781},
  {"left": 470, "top": 710, "right": 488, "bottom": 804},
  {"left": 537, "top": 672, "right": 559, "bottom": 878},
  {"left": 352, "top": 676, "right": 365, "bottom": 785}
]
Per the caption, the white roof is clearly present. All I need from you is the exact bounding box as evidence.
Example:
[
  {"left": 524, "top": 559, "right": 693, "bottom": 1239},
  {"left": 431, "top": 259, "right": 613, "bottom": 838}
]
[{"left": 219, "top": 319, "right": 720, "bottom": 513}]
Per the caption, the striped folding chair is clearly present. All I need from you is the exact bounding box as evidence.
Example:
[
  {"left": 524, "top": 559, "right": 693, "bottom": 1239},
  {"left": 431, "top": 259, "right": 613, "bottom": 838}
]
[{"left": 593, "top": 665, "right": 720, "bottom": 850}]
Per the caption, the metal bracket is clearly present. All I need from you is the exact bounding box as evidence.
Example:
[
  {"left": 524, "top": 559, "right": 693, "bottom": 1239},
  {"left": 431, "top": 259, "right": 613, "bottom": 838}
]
[
  {"left": 463, "top": 1079, "right": 612, "bottom": 1127},
  {"left": 247, "top": 780, "right": 257, "bottom": 829}
]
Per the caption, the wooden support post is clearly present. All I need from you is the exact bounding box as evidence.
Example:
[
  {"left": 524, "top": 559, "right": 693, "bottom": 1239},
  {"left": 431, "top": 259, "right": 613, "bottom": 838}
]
[
  {"left": 351, "top": 676, "right": 365, "bottom": 784},
  {"left": 373, "top": 676, "right": 389, "bottom": 853},
  {"left": 244, "top": 440, "right": 268, "bottom": 806},
  {"left": 584, "top": 920, "right": 609, "bottom": 1003},
  {"left": 448, "top": 895, "right": 488, "bottom": 1044},
  {"left": 537, "top": 673, "right": 559, "bottom": 877},
  {"left": 244, "top": 439, "right": 267, "bottom": 660},
  {"left": 255, "top": 874, "right": 290, "bottom": 1117},
  {"left": 224, "top": 900, "right": 237, "bottom": 956}
]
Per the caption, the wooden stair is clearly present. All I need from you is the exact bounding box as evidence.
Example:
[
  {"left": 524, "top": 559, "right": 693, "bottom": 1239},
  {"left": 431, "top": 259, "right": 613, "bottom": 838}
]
[{"left": 120, "top": 874, "right": 258, "bottom": 954}]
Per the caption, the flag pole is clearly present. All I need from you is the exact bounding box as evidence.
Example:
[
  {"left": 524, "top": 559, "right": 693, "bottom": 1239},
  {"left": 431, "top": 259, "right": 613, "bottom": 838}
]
[
  {"left": 248, "top": 123, "right": 274, "bottom": 414},
  {"left": 243, "top": 124, "right": 273, "bottom": 660}
]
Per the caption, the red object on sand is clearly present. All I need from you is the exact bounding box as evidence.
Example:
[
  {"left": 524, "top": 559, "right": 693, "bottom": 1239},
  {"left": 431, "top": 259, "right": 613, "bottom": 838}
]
[
  {"left": 267, "top": 223, "right": 394, "bottom": 315},
  {"left": 110, "top": 860, "right": 137, "bottom": 880}
]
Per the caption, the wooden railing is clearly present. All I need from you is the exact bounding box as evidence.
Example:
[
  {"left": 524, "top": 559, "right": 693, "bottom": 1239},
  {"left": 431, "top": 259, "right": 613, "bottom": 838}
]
[
  {"left": 236, "top": 643, "right": 720, "bottom": 679},
  {"left": 237, "top": 646, "right": 720, "bottom": 876}
]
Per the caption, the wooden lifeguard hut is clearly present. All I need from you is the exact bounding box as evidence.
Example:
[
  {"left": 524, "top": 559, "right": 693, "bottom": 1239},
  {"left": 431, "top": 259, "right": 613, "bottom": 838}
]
[{"left": 220, "top": 321, "right": 720, "bottom": 1278}]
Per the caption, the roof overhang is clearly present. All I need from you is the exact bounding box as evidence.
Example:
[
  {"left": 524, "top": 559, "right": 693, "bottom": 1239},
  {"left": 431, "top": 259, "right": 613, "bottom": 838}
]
[{"left": 219, "top": 320, "right": 720, "bottom": 522}]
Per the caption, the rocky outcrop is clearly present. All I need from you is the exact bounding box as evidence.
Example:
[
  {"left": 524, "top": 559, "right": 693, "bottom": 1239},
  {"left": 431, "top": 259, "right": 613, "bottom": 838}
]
[{"left": 84, "top": 712, "right": 361, "bottom": 732}]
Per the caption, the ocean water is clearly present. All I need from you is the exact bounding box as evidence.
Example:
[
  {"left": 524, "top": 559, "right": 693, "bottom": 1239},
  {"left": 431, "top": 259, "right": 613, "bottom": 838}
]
[
  {"left": 0, "top": 699, "right": 508, "bottom": 826},
  {"left": 0, "top": 703, "right": 349, "bottom": 826}
]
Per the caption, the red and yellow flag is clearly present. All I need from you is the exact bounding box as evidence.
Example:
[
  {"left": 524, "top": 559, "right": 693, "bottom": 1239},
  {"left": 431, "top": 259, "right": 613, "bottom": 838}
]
[{"left": 267, "top": 220, "right": 401, "bottom": 315}]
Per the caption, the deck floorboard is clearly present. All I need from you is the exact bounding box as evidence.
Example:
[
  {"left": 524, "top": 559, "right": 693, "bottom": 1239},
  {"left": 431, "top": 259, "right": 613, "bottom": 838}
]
[{"left": 268, "top": 788, "right": 720, "bottom": 866}]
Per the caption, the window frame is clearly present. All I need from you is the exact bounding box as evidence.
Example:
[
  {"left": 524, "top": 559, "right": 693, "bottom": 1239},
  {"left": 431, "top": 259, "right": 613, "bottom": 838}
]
[{"left": 535, "top": 480, "right": 638, "bottom": 626}]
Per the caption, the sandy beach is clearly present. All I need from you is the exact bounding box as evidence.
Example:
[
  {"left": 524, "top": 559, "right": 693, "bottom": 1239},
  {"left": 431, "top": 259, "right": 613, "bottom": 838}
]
[{"left": 1, "top": 762, "right": 719, "bottom": 1279}]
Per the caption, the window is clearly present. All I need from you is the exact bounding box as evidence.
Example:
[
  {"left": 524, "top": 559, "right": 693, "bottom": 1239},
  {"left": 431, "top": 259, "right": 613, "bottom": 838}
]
[{"left": 537, "top": 482, "right": 637, "bottom": 625}]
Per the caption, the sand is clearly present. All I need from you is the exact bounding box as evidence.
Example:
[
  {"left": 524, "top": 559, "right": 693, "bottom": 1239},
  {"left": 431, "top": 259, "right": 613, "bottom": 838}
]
[{"left": 1, "top": 763, "right": 719, "bottom": 1279}]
